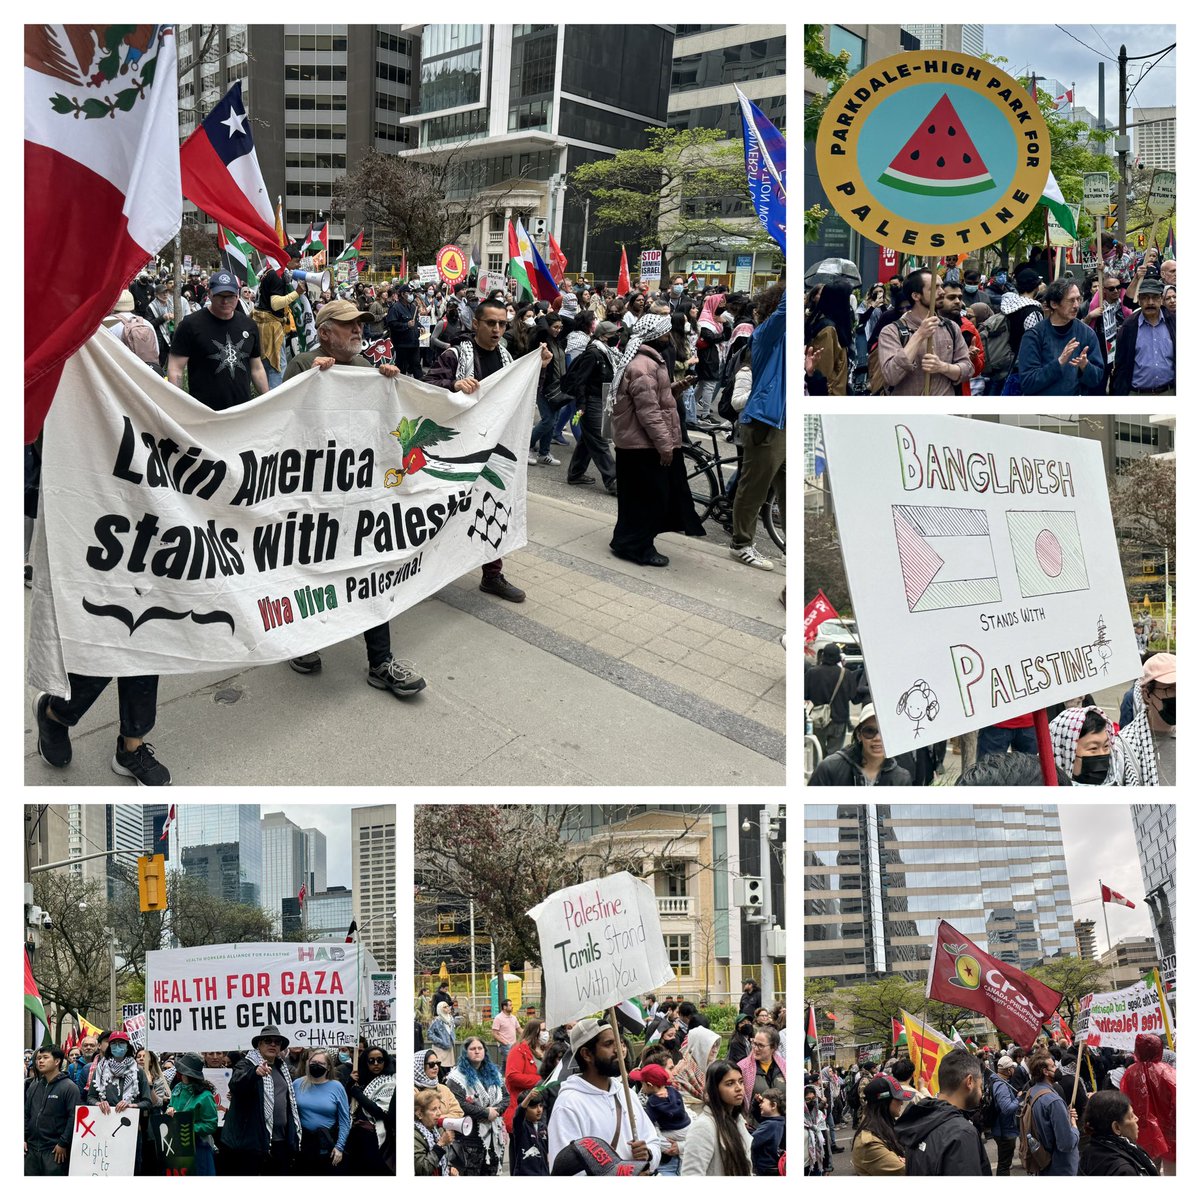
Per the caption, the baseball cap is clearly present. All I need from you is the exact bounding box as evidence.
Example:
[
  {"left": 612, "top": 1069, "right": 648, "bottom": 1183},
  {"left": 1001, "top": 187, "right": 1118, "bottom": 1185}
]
[
  {"left": 315, "top": 298, "right": 367, "bottom": 327},
  {"left": 1141, "top": 653, "right": 1176, "bottom": 686},
  {"left": 208, "top": 270, "right": 238, "bottom": 296},
  {"left": 997, "top": 1056, "right": 1016, "bottom": 1070},
  {"left": 568, "top": 1017, "right": 605, "bottom": 1055},
  {"left": 629, "top": 1064, "right": 670, "bottom": 1088},
  {"left": 551, "top": 1138, "right": 640, "bottom": 1176},
  {"left": 863, "top": 1074, "right": 916, "bottom": 1103},
  {"left": 596, "top": 320, "right": 622, "bottom": 339},
  {"left": 853, "top": 704, "right": 879, "bottom": 732}
]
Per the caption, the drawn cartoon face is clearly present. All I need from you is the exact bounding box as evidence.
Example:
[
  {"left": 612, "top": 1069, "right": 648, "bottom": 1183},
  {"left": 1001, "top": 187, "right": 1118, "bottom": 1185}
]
[{"left": 902, "top": 693, "right": 927, "bottom": 720}]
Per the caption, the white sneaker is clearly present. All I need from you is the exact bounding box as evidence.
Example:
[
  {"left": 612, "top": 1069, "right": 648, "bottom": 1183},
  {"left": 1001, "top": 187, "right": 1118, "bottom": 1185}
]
[
  {"left": 527, "top": 451, "right": 538, "bottom": 464},
  {"left": 730, "top": 544, "right": 775, "bottom": 571},
  {"left": 537, "top": 453, "right": 560, "bottom": 466}
]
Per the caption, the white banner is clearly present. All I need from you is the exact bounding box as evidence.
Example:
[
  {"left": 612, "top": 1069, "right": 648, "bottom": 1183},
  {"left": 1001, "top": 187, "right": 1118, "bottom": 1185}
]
[
  {"left": 363, "top": 971, "right": 396, "bottom": 1052},
  {"left": 144, "top": 942, "right": 361, "bottom": 1053},
  {"left": 1077, "top": 978, "right": 1174, "bottom": 1052},
  {"left": 27, "top": 333, "right": 539, "bottom": 696},
  {"left": 69, "top": 1105, "right": 140, "bottom": 1176},
  {"left": 821, "top": 415, "right": 1141, "bottom": 751},
  {"left": 528, "top": 872, "right": 674, "bottom": 1028},
  {"left": 203, "top": 1067, "right": 233, "bottom": 1126}
]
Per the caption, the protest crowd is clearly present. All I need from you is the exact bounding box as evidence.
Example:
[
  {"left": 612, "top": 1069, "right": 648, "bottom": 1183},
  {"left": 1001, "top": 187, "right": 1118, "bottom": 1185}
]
[
  {"left": 24, "top": 1024, "right": 396, "bottom": 1176},
  {"left": 413, "top": 982, "right": 787, "bottom": 1176}
]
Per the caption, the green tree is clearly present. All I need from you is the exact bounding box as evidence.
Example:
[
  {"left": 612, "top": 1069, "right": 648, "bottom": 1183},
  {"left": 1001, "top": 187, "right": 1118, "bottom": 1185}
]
[
  {"left": 842, "top": 976, "right": 925, "bottom": 1049},
  {"left": 1109, "top": 455, "right": 1176, "bottom": 561},
  {"left": 803, "top": 25, "right": 851, "bottom": 143},
  {"left": 803, "top": 509, "right": 851, "bottom": 613},
  {"left": 1028, "top": 955, "right": 1107, "bottom": 1024}
]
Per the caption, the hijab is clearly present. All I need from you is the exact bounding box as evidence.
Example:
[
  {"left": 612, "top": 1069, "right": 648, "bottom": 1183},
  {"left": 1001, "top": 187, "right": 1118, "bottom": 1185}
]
[
  {"left": 698, "top": 294, "right": 725, "bottom": 337},
  {"left": 414, "top": 1050, "right": 440, "bottom": 1090},
  {"left": 611, "top": 312, "right": 672, "bottom": 396},
  {"left": 674, "top": 1026, "right": 721, "bottom": 1103}
]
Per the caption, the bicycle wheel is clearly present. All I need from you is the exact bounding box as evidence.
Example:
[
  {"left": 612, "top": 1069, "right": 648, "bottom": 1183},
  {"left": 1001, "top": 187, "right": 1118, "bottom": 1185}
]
[
  {"left": 681, "top": 443, "right": 719, "bottom": 519},
  {"left": 761, "top": 484, "right": 785, "bottom": 553}
]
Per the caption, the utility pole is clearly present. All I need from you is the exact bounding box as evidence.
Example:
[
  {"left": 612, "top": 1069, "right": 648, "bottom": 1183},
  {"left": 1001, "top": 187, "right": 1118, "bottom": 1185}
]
[
  {"left": 1117, "top": 45, "right": 1129, "bottom": 244},
  {"left": 760, "top": 806, "right": 775, "bottom": 1009},
  {"left": 581, "top": 197, "right": 590, "bottom": 275}
]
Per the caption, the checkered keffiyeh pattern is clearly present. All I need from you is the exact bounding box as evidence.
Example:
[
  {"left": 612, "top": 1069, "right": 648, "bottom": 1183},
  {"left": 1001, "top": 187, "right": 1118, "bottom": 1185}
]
[{"left": 1047, "top": 705, "right": 1142, "bottom": 785}]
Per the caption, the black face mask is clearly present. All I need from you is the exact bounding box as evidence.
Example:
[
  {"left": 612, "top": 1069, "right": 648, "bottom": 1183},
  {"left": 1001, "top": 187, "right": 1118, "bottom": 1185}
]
[
  {"left": 1076, "top": 753, "right": 1111, "bottom": 785},
  {"left": 308, "top": 1063, "right": 328, "bottom": 1078},
  {"left": 1156, "top": 696, "right": 1176, "bottom": 725}
]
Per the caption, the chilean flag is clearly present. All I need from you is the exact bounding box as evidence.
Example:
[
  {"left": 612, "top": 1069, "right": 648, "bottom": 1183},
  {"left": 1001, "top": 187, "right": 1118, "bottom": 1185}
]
[
  {"left": 180, "top": 82, "right": 282, "bottom": 263},
  {"left": 1101, "top": 882, "right": 1136, "bottom": 908},
  {"left": 25, "top": 25, "right": 181, "bottom": 443}
]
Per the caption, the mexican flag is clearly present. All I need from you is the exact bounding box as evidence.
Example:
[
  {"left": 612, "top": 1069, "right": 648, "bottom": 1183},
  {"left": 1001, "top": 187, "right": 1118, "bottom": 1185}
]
[
  {"left": 1037, "top": 169, "right": 1077, "bottom": 239},
  {"left": 24, "top": 949, "right": 51, "bottom": 1046},
  {"left": 218, "top": 226, "right": 259, "bottom": 286},
  {"left": 507, "top": 220, "right": 534, "bottom": 301}
]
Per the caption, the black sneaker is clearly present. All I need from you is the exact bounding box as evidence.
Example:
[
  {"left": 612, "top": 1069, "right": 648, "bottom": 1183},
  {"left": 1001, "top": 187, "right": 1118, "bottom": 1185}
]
[
  {"left": 567, "top": 475, "right": 596, "bottom": 486},
  {"left": 605, "top": 480, "right": 618, "bottom": 496},
  {"left": 479, "top": 573, "right": 526, "bottom": 603},
  {"left": 289, "top": 652, "right": 322, "bottom": 674},
  {"left": 367, "top": 656, "right": 427, "bottom": 697},
  {"left": 24, "top": 564, "right": 32, "bottom": 589},
  {"left": 33, "top": 693, "right": 71, "bottom": 768},
  {"left": 112, "top": 740, "right": 171, "bottom": 786}
]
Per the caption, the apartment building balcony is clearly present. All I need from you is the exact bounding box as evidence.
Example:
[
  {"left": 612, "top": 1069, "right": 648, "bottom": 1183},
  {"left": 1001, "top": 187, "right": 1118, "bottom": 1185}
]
[{"left": 657, "top": 896, "right": 694, "bottom": 917}]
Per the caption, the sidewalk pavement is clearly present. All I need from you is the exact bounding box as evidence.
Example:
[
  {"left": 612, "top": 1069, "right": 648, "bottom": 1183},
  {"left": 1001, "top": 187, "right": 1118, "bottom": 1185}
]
[{"left": 25, "top": 490, "right": 786, "bottom": 786}]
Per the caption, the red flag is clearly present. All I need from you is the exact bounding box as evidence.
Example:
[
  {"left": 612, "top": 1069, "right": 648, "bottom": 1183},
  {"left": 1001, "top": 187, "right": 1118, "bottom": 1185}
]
[
  {"left": 400, "top": 249, "right": 407, "bottom": 281},
  {"left": 803, "top": 590, "right": 840, "bottom": 643},
  {"left": 548, "top": 234, "right": 568, "bottom": 286},
  {"left": 159, "top": 803, "right": 176, "bottom": 842},
  {"left": 25, "top": 26, "right": 182, "bottom": 443},
  {"left": 617, "top": 245, "right": 630, "bottom": 294},
  {"left": 297, "top": 884, "right": 307, "bottom": 906},
  {"left": 1056, "top": 1013, "right": 1074, "bottom": 1045},
  {"left": 925, "top": 919, "right": 1063, "bottom": 1048},
  {"left": 1101, "top": 883, "right": 1135, "bottom": 909}
]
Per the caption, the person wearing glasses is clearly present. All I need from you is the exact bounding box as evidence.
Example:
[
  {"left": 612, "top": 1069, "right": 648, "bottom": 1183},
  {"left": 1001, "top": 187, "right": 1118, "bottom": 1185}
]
[
  {"left": 807, "top": 704, "right": 913, "bottom": 786},
  {"left": 221, "top": 1025, "right": 301, "bottom": 1176},
  {"left": 738, "top": 1026, "right": 787, "bottom": 1129},
  {"left": 346, "top": 1046, "right": 395, "bottom": 1174},
  {"left": 1082, "top": 273, "right": 1133, "bottom": 393}
]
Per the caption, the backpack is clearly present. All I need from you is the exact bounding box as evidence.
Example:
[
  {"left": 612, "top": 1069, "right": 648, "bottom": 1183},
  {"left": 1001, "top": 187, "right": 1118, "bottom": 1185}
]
[
  {"left": 560, "top": 345, "right": 596, "bottom": 406},
  {"left": 115, "top": 313, "right": 161, "bottom": 364},
  {"left": 716, "top": 341, "right": 752, "bottom": 421},
  {"left": 1017, "top": 1086, "right": 1056, "bottom": 1175},
  {"left": 866, "top": 315, "right": 955, "bottom": 394},
  {"left": 979, "top": 311, "right": 1015, "bottom": 376},
  {"left": 809, "top": 668, "right": 846, "bottom": 731},
  {"left": 971, "top": 1073, "right": 1000, "bottom": 1133}
]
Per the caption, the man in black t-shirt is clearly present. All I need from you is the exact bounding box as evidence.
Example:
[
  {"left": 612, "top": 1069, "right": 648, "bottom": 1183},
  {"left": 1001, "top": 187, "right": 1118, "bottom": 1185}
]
[{"left": 167, "top": 270, "right": 269, "bottom": 408}]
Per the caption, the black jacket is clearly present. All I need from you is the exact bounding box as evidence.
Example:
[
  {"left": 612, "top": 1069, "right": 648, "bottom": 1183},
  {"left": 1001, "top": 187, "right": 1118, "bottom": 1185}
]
[
  {"left": 565, "top": 338, "right": 615, "bottom": 407},
  {"left": 804, "top": 663, "right": 858, "bottom": 725},
  {"left": 24, "top": 1073, "right": 80, "bottom": 1150},
  {"left": 1111, "top": 310, "right": 1175, "bottom": 395},
  {"left": 221, "top": 1056, "right": 301, "bottom": 1155},
  {"left": 895, "top": 1098, "right": 991, "bottom": 1175},
  {"left": 738, "top": 987, "right": 762, "bottom": 1018},
  {"left": 386, "top": 298, "right": 420, "bottom": 346},
  {"left": 808, "top": 740, "right": 913, "bottom": 787},
  {"left": 1079, "top": 1132, "right": 1159, "bottom": 1176}
]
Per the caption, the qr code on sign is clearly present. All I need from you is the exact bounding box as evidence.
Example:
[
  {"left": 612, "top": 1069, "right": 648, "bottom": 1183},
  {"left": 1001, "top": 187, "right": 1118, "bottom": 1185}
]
[{"left": 372, "top": 978, "right": 391, "bottom": 997}]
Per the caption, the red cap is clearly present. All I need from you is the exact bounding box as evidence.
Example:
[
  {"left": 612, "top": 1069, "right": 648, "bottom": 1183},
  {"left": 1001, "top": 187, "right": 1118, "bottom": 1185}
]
[{"left": 629, "top": 1064, "right": 671, "bottom": 1088}]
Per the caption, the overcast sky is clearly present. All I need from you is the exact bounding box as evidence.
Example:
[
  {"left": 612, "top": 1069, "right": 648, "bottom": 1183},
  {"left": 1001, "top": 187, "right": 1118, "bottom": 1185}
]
[
  {"left": 983, "top": 25, "right": 1175, "bottom": 115},
  {"left": 270, "top": 804, "right": 354, "bottom": 890},
  {"left": 1058, "top": 803, "right": 1159, "bottom": 950}
]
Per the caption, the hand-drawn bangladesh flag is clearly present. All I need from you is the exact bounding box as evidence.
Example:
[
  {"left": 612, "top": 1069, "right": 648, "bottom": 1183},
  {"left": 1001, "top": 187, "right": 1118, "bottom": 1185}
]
[
  {"left": 880, "top": 93, "right": 996, "bottom": 197},
  {"left": 1006, "top": 510, "right": 1089, "bottom": 599}
]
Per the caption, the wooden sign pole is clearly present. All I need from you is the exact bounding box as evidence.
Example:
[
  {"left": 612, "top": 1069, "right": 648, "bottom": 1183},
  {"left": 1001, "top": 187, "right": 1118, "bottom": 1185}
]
[
  {"left": 923, "top": 257, "right": 937, "bottom": 395},
  {"left": 607, "top": 1007, "right": 639, "bottom": 1143}
]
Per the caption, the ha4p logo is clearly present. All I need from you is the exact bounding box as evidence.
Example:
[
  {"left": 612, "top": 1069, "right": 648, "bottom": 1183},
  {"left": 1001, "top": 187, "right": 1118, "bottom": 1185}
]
[{"left": 817, "top": 51, "right": 1050, "bottom": 256}]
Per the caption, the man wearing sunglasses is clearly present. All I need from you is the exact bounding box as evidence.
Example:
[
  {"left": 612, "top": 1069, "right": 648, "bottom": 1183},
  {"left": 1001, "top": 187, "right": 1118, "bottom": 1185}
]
[
  {"left": 1082, "top": 273, "right": 1132, "bottom": 394},
  {"left": 221, "top": 1025, "right": 301, "bottom": 1175},
  {"left": 808, "top": 704, "right": 913, "bottom": 786}
]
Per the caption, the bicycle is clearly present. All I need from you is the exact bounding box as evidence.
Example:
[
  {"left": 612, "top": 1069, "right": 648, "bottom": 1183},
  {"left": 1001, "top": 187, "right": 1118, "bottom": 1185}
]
[{"left": 681, "top": 420, "right": 785, "bottom": 553}]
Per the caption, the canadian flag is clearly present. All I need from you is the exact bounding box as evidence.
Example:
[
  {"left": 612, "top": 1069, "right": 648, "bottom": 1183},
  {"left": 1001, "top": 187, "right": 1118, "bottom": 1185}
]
[
  {"left": 1101, "top": 882, "right": 1135, "bottom": 908},
  {"left": 160, "top": 803, "right": 177, "bottom": 842}
]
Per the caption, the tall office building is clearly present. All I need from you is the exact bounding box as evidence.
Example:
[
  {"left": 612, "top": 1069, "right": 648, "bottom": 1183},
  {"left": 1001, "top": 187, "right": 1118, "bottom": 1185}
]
[
  {"left": 397, "top": 24, "right": 673, "bottom": 282},
  {"left": 1131, "top": 804, "right": 1175, "bottom": 959},
  {"left": 805, "top": 805, "right": 1075, "bottom": 983},
  {"left": 1133, "top": 106, "right": 1176, "bottom": 171},
  {"left": 352, "top": 806, "right": 395, "bottom": 971},
  {"left": 176, "top": 25, "right": 416, "bottom": 259},
  {"left": 261, "top": 812, "right": 308, "bottom": 933},
  {"left": 1074, "top": 918, "right": 1098, "bottom": 961},
  {"left": 25, "top": 805, "right": 109, "bottom": 887},
  {"left": 170, "top": 805, "right": 262, "bottom": 906},
  {"left": 306, "top": 886, "right": 355, "bottom": 940},
  {"left": 1098, "top": 935, "right": 1159, "bottom": 988},
  {"left": 141, "top": 805, "right": 171, "bottom": 861},
  {"left": 303, "top": 827, "right": 328, "bottom": 897},
  {"left": 108, "top": 805, "right": 148, "bottom": 900},
  {"left": 899, "top": 25, "right": 983, "bottom": 55}
]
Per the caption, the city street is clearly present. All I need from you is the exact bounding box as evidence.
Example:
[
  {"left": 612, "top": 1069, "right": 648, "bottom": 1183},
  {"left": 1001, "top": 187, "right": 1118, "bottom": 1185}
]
[
  {"left": 822, "top": 1117, "right": 1031, "bottom": 1176},
  {"left": 25, "top": 467, "right": 786, "bottom": 787}
]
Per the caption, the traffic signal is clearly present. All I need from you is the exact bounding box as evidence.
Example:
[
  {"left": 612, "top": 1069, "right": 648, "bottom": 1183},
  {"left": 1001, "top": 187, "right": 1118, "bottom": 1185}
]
[
  {"left": 736, "top": 876, "right": 764, "bottom": 910},
  {"left": 138, "top": 854, "right": 167, "bottom": 912}
]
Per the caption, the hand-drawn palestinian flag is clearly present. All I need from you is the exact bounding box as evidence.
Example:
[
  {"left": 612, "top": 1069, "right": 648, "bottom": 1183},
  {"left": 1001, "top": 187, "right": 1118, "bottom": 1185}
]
[
  {"left": 893, "top": 505, "right": 1001, "bottom": 612},
  {"left": 363, "top": 337, "right": 394, "bottom": 366},
  {"left": 1101, "top": 882, "right": 1135, "bottom": 908},
  {"left": 880, "top": 94, "right": 995, "bottom": 197},
  {"left": 389, "top": 416, "right": 518, "bottom": 491}
]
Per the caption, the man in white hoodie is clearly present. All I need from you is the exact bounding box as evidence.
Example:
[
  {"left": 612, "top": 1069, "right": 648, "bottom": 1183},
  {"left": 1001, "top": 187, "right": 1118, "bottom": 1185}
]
[{"left": 547, "top": 1018, "right": 662, "bottom": 1174}]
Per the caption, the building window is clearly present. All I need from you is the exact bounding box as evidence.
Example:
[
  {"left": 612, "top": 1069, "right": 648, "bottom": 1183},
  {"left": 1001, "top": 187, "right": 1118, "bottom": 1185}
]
[
  {"left": 285, "top": 94, "right": 348, "bottom": 111},
  {"left": 377, "top": 31, "right": 411, "bottom": 56},
  {"left": 286, "top": 152, "right": 348, "bottom": 170},
  {"left": 285, "top": 63, "right": 348, "bottom": 82},
  {"left": 374, "top": 123, "right": 411, "bottom": 145},
  {"left": 284, "top": 34, "right": 348, "bottom": 52},
  {"left": 488, "top": 253, "right": 504, "bottom": 275},
  {"left": 663, "top": 861, "right": 689, "bottom": 897},
  {"left": 829, "top": 27, "right": 865, "bottom": 76},
  {"left": 376, "top": 92, "right": 410, "bottom": 115},
  {"left": 421, "top": 108, "right": 488, "bottom": 147},
  {"left": 285, "top": 125, "right": 347, "bottom": 141},
  {"left": 559, "top": 100, "right": 662, "bottom": 150},
  {"left": 375, "top": 61, "right": 411, "bottom": 86},
  {"left": 419, "top": 49, "right": 482, "bottom": 112},
  {"left": 671, "top": 37, "right": 786, "bottom": 93},
  {"left": 510, "top": 28, "right": 557, "bottom": 101},
  {"left": 422, "top": 25, "right": 483, "bottom": 60},
  {"left": 665, "top": 934, "right": 691, "bottom": 975},
  {"left": 508, "top": 100, "right": 548, "bottom": 132}
]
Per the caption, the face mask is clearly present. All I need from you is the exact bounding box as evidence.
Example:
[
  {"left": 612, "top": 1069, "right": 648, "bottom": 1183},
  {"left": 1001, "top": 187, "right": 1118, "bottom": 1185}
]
[
  {"left": 111, "top": 1045, "right": 127, "bottom": 1059},
  {"left": 524, "top": 316, "right": 535, "bottom": 326},
  {"left": 309, "top": 1063, "right": 328, "bottom": 1078},
  {"left": 339, "top": 1052, "right": 351, "bottom": 1063},
  {"left": 539, "top": 1031, "right": 550, "bottom": 1046},
  {"left": 1156, "top": 696, "right": 1176, "bottom": 725},
  {"left": 672, "top": 285, "right": 683, "bottom": 296},
  {"left": 1076, "top": 753, "right": 1111, "bottom": 785}
]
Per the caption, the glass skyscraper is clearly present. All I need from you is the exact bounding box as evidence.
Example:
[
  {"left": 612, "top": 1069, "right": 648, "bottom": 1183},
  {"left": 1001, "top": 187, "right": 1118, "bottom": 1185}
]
[
  {"left": 1131, "top": 805, "right": 1175, "bottom": 958},
  {"left": 805, "top": 804, "right": 1075, "bottom": 983},
  {"left": 170, "top": 805, "right": 262, "bottom": 906}
]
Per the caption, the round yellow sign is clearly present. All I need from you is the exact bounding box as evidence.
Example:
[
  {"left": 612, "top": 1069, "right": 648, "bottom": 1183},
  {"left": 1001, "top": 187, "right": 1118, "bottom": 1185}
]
[
  {"left": 816, "top": 51, "right": 1051, "bottom": 257},
  {"left": 436, "top": 244, "right": 467, "bottom": 284}
]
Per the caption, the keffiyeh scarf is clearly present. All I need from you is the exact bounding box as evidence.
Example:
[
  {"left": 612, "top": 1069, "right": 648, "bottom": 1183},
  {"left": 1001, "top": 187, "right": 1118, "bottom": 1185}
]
[
  {"left": 414, "top": 1051, "right": 440, "bottom": 1089},
  {"left": 1048, "top": 705, "right": 1141, "bottom": 785},
  {"left": 244, "top": 1048, "right": 302, "bottom": 1147},
  {"left": 610, "top": 313, "right": 671, "bottom": 397},
  {"left": 415, "top": 1119, "right": 450, "bottom": 1175},
  {"left": 92, "top": 1054, "right": 139, "bottom": 1105},
  {"left": 455, "top": 338, "right": 512, "bottom": 381},
  {"left": 1126, "top": 685, "right": 1162, "bottom": 786},
  {"left": 447, "top": 1065, "right": 506, "bottom": 1165}
]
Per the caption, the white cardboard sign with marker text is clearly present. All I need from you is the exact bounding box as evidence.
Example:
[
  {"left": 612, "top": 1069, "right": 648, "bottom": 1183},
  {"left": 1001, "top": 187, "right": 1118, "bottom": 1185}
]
[{"left": 821, "top": 415, "right": 1141, "bottom": 753}]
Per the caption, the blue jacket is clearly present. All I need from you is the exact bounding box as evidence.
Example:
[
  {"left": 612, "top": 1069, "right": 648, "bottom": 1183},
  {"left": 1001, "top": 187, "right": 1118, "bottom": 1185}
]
[
  {"left": 740, "top": 290, "right": 785, "bottom": 430},
  {"left": 990, "top": 1074, "right": 1019, "bottom": 1140},
  {"left": 387, "top": 298, "right": 420, "bottom": 345},
  {"left": 1017, "top": 316, "right": 1104, "bottom": 394},
  {"left": 751, "top": 1114, "right": 786, "bottom": 1175},
  {"left": 1028, "top": 1082, "right": 1079, "bottom": 1176}
]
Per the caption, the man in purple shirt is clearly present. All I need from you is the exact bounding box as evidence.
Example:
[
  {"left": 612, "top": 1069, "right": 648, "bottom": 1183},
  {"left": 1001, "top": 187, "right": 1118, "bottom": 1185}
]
[{"left": 1112, "top": 277, "right": 1175, "bottom": 395}]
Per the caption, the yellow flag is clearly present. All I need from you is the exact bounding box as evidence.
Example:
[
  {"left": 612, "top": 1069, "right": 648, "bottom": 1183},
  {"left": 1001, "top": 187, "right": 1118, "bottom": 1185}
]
[{"left": 900, "top": 1008, "right": 955, "bottom": 1094}]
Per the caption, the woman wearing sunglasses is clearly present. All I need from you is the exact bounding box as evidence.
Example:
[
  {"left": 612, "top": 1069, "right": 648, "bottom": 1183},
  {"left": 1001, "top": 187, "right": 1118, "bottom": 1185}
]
[{"left": 808, "top": 704, "right": 913, "bottom": 786}]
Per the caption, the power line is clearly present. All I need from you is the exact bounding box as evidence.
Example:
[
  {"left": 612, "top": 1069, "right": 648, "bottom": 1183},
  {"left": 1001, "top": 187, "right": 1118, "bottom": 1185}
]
[
  {"left": 1054, "top": 25, "right": 1117, "bottom": 63},
  {"left": 1090, "top": 25, "right": 1117, "bottom": 56}
]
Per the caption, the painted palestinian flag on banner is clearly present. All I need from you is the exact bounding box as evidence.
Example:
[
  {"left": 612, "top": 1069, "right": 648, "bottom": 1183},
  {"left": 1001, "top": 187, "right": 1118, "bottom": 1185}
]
[
  {"left": 388, "top": 416, "right": 519, "bottom": 491},
  {"left": 900, "top": 1009, "right": 953, "bottom": 1093},
  {"left": 218, "top": 226, "right": 259, "bottom": 286},
  {"left": 363, "top": 337, "right": 394, "bottom": 366},
  {"left": 1101, "top": 882, "right": 1135, "bottom": 908}
]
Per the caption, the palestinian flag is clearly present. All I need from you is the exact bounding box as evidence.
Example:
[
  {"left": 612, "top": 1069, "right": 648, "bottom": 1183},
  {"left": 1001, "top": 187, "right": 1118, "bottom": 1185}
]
[
  {"left": 24, "top": 949, "right": 51, "bottom": 1046},
  {"left": 615, "top": 997, "right": 648, "bottom": 1037},
  {"left": 1037, "top": 169, "right": 1077, "bottom": 239},
  {"left": 891, "top": 1016, "right": 907, "bottom": 1046},
  {"left": 900, "top": 1009, "right": 954, "bottom": 1093},
  {"left": 304, "top": 218, "right": 329, "bottom": 258},
  {"left": 805, "top": 1004, "right": 818, "bottom": 1058},
  {"left": 218, "top": 226, "right": 258, "bottom": 286},
  {"left": 336, "top": 228, "right": 364, "bottom": 264},
  {"left": 950, "top": 1025, "right": 966, "bottom": 1048},
  {"left": 507, "top": 220, "right": 534, "bottom": 300}
]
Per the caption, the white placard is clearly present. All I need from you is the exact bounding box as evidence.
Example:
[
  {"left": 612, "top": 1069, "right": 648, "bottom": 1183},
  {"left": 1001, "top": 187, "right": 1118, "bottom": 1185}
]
[
  {"left": 1046, "top": 204, "right": 1080, "bottom": 248},
  {"left": 528, "top": 872, "right": 674, "bottom": 1028},
  {"left": 417, "top": 264, "right": 440, "bottom": 285},
  {"left": 202, "top": 1067, "right": 233, "bottom": 1125},
  {"left": 821, "top": 415, "right": 1141, "bottom": 752},
  {"left": 639, "top": 250, "right": 661, "bottom": 284},
  {"left": 69, "top": 1105, "right": 139, "bottom": 1176},
  {"left": 1077, "top": 978, "right": 1174, "bottom": 1052},
  {"left": 363, "top": 971, "right": 396, "bottom": 1052},
  {"left": 1147, "top": 170, "right": 1176, "bottom": 217},
  {"left": 1082, "top": 172, "right": 1111, "bottom": 216},
  {"left": 145, "top": 942, "right": 361, "bottom": 1053}
]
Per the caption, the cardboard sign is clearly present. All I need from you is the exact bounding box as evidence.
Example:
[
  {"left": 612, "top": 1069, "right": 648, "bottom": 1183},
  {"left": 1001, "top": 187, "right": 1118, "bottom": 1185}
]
[
  {"left": 416, "top": 265, "right": 439, "bottom": 285},
  {"left": 436, "top": 244, "right": 468, "bottom": 285},
  {"left": 817, "top": 51, "right": 1051, "bottom": 256},
  {"left": 203, "top": 1067, "right": 233, "bottom": 1125},
  {"left": 528, "top": 872, "right": 675, "bottom": 1028},
  {"left": 1078, "top": 979, "right": 1174, "bottom": 1051},
  {"left": 26, "top": 334, "right": 538, "bottom": 695},
  {"left": 820, "top": 415, "right": 1141, "bottom": 752},
  {"left": 857, "top": 1043, "right": 882, "bottom": 1063},
  {"left": 1147, "top": 170, "right": 1176, "bottom": 217},
  {"left": 154, "top": 1110, "right": 196, "bottom": 1175},
  {"left": 639, "top": 250, "right": 662, "bottom": 284},
  {"left": 122, "top": 1003, "right": 146, "bottom": 1047},
  {"left": 69, "top": 1105, "right": 139, "bottom": 1176},
  {"left": 144, "top": 942, "right": 361, "bottom": 1052},
  {"left": 1082, "top": 172, "right": 1111, "bottom": 216},
  {"left": 363, "top": 971, "right": 396, "bottom": 1052},
  {"left": 1047, "top": 203, "right": 1080, "bottom": 248}
]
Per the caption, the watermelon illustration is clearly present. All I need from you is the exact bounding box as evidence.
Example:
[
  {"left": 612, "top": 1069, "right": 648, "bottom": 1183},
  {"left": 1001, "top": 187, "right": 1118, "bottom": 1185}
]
[{"left": 879, "top": 94, "right": 996, "bottom": 197}]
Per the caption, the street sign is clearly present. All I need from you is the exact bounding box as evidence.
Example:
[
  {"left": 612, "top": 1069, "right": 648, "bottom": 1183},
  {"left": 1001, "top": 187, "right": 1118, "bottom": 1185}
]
[
  {"left": 817, "top": 51, "right": 1051, "bottom": 256},
  {"left": 690, "top": 259, "right": 727, "bottom": 273},
  {"left": 820, "top": 414, "right": 1142, "bottom": 753},
  {"left": 1082, "top": 172, "right": 1111, "bottom": 216},
  {"left": 733, "top": 253, "right": 753, "bottom": 291},
  {"left": 1147, "top": 170, "right": 1176, "bottom": 217}
]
